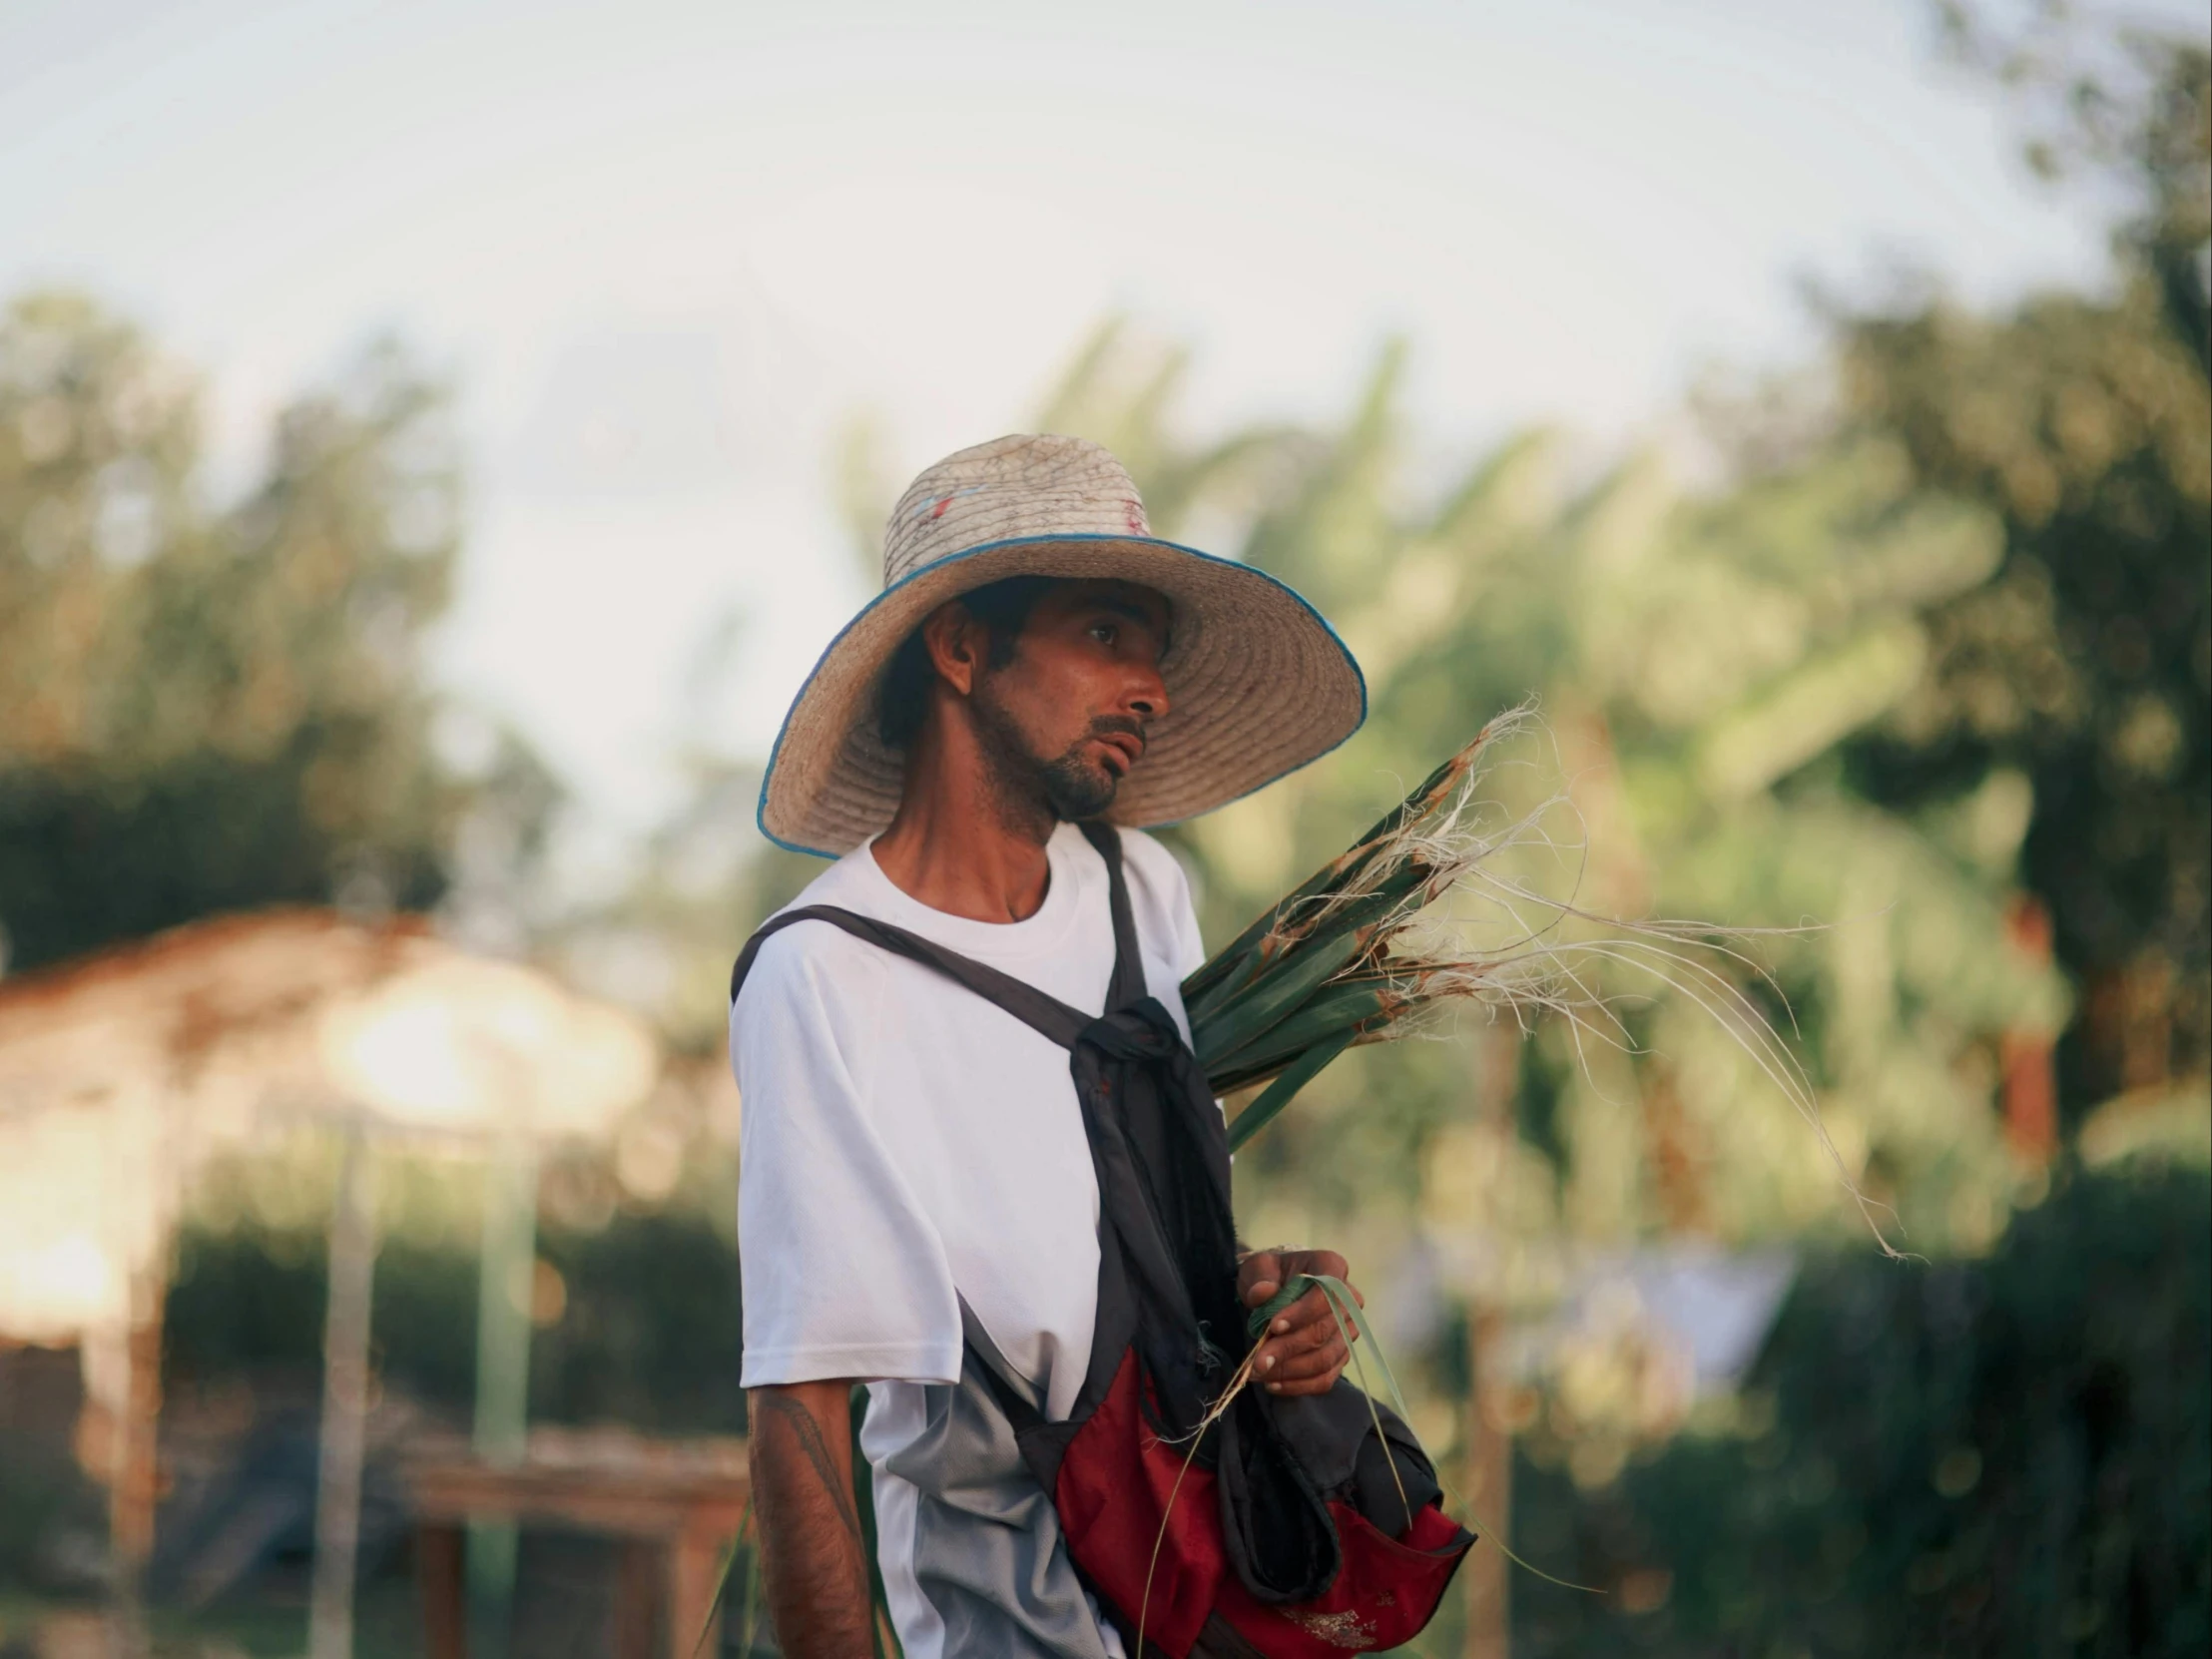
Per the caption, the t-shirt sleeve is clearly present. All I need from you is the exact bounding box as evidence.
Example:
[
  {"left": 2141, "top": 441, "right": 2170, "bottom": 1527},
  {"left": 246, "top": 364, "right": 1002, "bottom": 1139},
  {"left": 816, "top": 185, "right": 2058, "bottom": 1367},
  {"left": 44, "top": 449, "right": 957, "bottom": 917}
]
[{"left": 731, "top": 928, "right": 962, "bottom": 1389}]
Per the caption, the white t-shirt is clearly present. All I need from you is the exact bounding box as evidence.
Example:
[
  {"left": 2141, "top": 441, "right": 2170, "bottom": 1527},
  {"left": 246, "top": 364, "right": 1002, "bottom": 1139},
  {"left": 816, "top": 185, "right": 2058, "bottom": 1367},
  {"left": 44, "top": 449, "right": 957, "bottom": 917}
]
[{"left": 730, "top": 821, "right": 1206, "bottom": 1658}]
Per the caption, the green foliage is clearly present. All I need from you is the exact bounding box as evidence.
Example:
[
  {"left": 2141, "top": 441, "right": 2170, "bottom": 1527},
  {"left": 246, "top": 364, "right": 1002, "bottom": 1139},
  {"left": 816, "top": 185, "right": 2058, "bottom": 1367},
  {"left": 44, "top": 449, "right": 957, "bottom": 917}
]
[
  {"left": 1506, "top": 1166, "right": 2211, "bottom": 1658},
  {"left": 531, "top": 1212, "right": 748, "bottom": 1432},
  {"left": 0, "top": 291, "right": 554, "bottom": 972},
  {"left": 1838, "top": 30, "right": 2211, "bottom": 1109},
  {"left": 165, "top": 1209, "right": 748, "bottom": 1434},
  {"left": 1041, "top": 321, "right": 2063, "bottom": 1260}
]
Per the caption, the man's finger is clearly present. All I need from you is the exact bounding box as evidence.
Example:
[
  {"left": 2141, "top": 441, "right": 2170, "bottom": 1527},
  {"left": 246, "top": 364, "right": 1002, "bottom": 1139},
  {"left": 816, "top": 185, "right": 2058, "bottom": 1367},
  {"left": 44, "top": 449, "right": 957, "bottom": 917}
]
[
  {"left": 1282, "top": 1249, "right": 1351, "bottom": 1288},
  {"left": 1262, "top": 1344, "right": 1351, "bottom": 1389},
  {"left": 1238, "top": 1250, "right": 1286, "bottom": 1307},
  {"left": 1272, "top": 1309, "right": 1343, "bottom": 1357},
  {"left": 1262, "top": 1335, "right": 1349, "bottom": 1378},
  {"left": 1266, "top": 1376, "right": 1344, "bottom": 1397},
  {"left": 1254, "top": 1311, "right": 1357, "bottom": 1374},
  {"left": 1260, "top": 1285, "right": 1360, "bottom": 1343},
  {"left": 1261, "top": 1286, "right": 1331, "bottom": 1335}
]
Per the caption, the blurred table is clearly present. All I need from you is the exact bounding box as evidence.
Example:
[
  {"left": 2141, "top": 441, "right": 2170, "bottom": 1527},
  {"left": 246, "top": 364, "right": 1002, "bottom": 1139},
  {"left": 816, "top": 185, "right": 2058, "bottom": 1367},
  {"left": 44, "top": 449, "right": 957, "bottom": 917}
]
[{"left": 406, "top": 1426, "right": 750, "bottom": 1659}]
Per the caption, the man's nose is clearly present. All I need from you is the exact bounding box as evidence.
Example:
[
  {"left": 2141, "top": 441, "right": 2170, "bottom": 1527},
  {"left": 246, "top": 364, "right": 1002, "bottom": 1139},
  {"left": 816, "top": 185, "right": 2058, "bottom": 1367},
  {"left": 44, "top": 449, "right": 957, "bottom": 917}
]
[{"left": 1126, "top": 663, "right": 1170, "bottom": 723}]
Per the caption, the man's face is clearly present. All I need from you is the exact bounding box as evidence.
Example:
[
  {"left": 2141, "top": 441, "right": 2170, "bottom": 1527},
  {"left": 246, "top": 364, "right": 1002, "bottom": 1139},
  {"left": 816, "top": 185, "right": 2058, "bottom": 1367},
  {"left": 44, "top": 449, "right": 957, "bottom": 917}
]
[{"left": 968, "top": 579, "right": 1173, "bottom": 823}]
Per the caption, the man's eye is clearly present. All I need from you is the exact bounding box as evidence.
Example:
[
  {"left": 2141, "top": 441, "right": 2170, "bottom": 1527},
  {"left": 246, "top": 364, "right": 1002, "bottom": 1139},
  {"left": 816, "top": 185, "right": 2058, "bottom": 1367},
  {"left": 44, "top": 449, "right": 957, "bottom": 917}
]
[{"left": 1090, "top": 623, "right": 1118, "bottom": 646}]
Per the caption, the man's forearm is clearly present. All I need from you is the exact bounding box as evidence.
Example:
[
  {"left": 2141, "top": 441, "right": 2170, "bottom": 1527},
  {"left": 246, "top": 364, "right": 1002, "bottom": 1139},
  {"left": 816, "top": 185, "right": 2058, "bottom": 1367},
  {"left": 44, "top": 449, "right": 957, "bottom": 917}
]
[{"left": 748, "top": 1381, "right": 874, "bottom": 1659}]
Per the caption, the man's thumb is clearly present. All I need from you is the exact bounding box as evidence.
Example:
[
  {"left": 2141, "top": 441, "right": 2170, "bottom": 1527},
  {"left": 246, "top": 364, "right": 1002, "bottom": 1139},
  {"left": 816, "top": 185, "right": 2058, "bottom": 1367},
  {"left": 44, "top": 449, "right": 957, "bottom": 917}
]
[{"left": 1240, "top": 1252, "right": 1281, "bottom": 1304}]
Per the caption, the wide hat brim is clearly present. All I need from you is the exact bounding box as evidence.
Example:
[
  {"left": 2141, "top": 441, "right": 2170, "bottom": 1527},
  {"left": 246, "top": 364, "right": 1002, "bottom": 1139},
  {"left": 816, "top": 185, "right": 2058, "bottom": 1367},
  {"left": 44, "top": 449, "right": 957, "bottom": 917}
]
[{"left": 758, "top": 533, "right": 1367, "bottom": 856}]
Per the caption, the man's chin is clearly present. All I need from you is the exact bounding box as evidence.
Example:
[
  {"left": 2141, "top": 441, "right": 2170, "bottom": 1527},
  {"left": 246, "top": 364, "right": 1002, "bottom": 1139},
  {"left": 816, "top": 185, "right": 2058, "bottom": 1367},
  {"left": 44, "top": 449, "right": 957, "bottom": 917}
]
[{"left": 1043, "top": 760, "right": 1121, "bottom": 823}]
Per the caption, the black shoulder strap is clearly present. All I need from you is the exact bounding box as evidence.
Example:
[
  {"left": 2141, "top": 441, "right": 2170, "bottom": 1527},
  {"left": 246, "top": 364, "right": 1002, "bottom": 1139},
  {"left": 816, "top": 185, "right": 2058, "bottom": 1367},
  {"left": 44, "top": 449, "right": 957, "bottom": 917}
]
[
  {"left": 729, "top": 904, "right": 1092, "bottom": 1051},
  {"left": 1077, "top": 821, "right": 1147, "bottom": 1012}
]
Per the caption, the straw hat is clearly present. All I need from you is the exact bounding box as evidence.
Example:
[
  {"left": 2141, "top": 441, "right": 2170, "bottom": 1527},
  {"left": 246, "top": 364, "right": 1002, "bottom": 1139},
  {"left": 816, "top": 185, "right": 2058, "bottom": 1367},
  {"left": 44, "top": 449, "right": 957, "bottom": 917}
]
[{"left": 759, "top": 433, "right": 1366, "bottom": 855}]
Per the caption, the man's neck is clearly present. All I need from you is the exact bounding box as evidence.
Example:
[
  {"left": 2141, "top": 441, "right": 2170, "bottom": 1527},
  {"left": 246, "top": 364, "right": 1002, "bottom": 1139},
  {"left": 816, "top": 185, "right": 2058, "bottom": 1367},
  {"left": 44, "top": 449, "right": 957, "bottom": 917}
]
[{"left": 870, "top": 722, "right": 1056, "bottom": 924}]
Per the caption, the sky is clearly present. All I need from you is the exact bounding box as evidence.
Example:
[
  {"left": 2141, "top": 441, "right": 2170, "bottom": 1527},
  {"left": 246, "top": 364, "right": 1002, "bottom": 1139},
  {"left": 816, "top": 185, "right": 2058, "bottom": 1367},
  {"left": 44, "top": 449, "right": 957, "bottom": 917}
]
[{"left": 2, "top": 0, "right": 2187, "bottom": 857}]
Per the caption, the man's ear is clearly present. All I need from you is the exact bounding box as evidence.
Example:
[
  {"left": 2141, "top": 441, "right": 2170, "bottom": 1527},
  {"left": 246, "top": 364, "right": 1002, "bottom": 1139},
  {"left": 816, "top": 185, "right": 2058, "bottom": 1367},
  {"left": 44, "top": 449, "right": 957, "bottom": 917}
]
[{"left": 920, "top": 601, "right": 985, "bottom": 699}]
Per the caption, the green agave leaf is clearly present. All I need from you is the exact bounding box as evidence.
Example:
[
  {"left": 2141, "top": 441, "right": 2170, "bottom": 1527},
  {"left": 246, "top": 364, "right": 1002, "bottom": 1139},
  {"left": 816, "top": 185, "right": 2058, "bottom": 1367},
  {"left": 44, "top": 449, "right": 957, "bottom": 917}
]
[
  {"left": 1179, "top": 737, "right": 1479, "bottom": 1008},
  {"left": 1193, "top": 923, "right": 1379, "bottom": 1071},
  {"left": 1184, "top": 865, "right": 1423, "bottom": 1029},
  {"left": 1204, "top": 977, "right": 1393, "bottom": 1086}
]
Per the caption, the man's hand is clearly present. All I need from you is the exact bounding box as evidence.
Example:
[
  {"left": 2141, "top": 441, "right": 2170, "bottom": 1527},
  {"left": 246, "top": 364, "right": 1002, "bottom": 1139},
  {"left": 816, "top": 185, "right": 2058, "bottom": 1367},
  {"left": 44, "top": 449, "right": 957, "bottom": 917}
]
[
  {"left": 1239, "top": 1248, "right": 1364, "bottom": 1397},
  {"left": 748, "top": 1381, "right": 874, "bottom": 1659}
]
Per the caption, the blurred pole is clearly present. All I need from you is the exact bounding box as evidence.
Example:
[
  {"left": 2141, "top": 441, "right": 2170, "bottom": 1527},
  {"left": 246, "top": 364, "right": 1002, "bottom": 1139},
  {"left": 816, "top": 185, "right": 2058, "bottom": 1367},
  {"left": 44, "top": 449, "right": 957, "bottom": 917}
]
[
  {"left": 103, "top": 1262, "right": 165, "bottom": 1659},
  {"left": 468, "top": 1132, "right": 539, "bottom": 1659},
  {"left": 1462, "top": 1308, "right": 1511, "bottom": 1659},
  {"left": 2000, "top": 895, "right": 2058, "bottom": 1163},
  {"left": 1463, "top": 1020, "right": 1516, "bottom": 1659},
  {"left": 309, "top": 1121, "right": 379, "bottom": 1659}
]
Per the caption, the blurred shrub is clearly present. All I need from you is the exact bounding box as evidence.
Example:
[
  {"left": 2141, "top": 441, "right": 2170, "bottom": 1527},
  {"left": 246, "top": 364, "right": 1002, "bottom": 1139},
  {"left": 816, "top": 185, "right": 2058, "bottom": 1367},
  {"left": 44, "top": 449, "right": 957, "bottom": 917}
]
[
  {"left": 1508, "top": 1164, "right": 2211, "bottom": 1658},
  {"left": 164, "top": 1207, "right": 746, "bottom": 1435}
]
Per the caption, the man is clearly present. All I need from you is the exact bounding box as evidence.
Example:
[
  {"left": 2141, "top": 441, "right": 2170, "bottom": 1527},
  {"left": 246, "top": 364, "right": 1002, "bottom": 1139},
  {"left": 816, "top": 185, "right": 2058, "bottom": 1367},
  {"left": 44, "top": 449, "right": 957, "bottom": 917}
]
[{"left": 732, "top": 433, "right": 1371, "bottom": 1658}]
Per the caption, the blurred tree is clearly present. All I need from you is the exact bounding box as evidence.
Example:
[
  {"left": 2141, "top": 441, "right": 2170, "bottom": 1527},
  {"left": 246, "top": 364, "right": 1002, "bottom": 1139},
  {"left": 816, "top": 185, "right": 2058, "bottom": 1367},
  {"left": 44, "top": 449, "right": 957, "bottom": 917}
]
[
  {"left": 0, "top": 291, "right": 555, "bottom": 972},
  {"left": 1015, "top": 322, "right": 2086, "bottom": 1659},
  {"left": 1839, "top": 25, "right": 2211, "bottom": 1112},
  {"left": 1933, "top": 2, "right": 2209, "bottom": 365},
  {"left": 1039, "top": 321, "right": 2066, "bottom": 1270}
]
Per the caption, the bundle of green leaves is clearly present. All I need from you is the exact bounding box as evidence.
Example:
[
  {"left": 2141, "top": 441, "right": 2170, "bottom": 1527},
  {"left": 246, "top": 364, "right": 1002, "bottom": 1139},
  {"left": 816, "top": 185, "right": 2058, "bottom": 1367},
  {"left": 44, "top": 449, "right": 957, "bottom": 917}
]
[
  {"left": 1185, "top": 711, "right": 1530, "bottom": 1151},
  {"left": 1187, "top": 709, "right": 1880, "bottom": 1246}
]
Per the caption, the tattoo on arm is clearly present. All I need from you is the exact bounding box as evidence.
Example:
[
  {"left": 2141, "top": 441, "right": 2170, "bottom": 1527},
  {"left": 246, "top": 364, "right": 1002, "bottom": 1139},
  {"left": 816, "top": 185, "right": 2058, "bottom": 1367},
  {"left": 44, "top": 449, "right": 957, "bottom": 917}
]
[
  {"left": 754, "top": 1392, "right": 863, "bottom": 1540},
  {"left": 749, "top": 1382, "right": 874, "bottom": 1659}
]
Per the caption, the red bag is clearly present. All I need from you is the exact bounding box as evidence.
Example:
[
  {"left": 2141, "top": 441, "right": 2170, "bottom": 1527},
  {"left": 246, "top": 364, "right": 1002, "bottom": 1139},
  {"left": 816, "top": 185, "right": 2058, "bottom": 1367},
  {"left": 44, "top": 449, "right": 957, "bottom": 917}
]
[
  {"left": 733, "top": 823, "right": 1472, "bottom": 1655},
  {"left": 1029, "top": 1344, "right": 1473, "bottom": 1656}
]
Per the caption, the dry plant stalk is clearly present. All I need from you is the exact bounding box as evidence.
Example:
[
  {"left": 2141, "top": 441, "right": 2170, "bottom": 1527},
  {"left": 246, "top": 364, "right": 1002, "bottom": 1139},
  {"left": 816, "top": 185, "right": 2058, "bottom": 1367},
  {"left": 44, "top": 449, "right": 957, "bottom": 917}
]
[{"left": 1186, "top": 704, "right": 1896, "bottom": 1253}]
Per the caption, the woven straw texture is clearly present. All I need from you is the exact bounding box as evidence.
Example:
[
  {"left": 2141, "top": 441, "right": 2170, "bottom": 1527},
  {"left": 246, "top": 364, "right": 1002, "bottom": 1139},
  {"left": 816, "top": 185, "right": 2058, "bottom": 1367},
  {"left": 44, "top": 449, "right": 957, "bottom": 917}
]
[{"left": 760, "top": 433, "right": 1365, "bottom": 855}]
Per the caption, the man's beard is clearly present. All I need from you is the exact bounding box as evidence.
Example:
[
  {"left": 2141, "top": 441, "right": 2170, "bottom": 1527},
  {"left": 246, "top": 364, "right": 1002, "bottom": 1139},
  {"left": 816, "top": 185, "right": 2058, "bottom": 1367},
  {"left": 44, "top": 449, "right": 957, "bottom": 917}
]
[{"left": 969, "top": 684, "right": 1133, "bottom": 834}]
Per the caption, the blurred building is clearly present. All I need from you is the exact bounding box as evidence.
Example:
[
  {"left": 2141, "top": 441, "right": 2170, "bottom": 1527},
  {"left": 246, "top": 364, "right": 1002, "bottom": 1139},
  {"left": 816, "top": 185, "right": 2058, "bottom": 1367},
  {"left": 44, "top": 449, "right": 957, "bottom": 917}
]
[{"left": 0, "top": 908, "right": 660, "bottom": 1620}]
